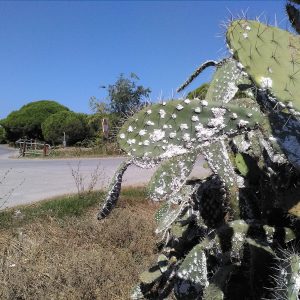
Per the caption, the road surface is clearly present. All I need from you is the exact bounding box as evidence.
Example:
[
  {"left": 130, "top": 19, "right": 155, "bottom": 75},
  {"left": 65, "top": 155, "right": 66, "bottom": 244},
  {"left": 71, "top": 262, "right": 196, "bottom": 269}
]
[{"left": 0, "top": 145, "right": 210, "bottom": 209}]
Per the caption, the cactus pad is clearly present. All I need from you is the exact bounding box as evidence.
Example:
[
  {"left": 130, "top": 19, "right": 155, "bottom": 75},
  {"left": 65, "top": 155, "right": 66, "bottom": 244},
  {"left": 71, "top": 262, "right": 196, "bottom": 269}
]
[
  {"left": 227, "top": 20, "right": 300, "bottom": 111},
  {"left": 118, "top": 98, "right": 264, "bottom": 159},
  {"left": 147, "top": 152, "right": 197, "bottom": 201},
  {"left": 206, "top": 58, "right": 251, "bottom": 103}
]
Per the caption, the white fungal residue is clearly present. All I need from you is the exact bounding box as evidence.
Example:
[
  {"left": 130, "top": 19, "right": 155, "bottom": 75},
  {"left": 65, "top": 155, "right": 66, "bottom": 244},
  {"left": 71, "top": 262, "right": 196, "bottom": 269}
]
[
  {"left": 159, "top": 109, "right": 166, "bottom": 118},
  {"left": 139, "top": 129, "right": 147, "bottom": 136},
  {"left": 182, "top": 133, "right": 190, "bottom": 142},
  {"left": 176, "top": 104, "right": 184, "bottom": 110},
  {"left": 143, "top": 140, "right": 150, "bottom": 146},
  {"left": 243, "top": 32, "right": 248, "bottom": 38},
  {"left": 127, "top": 139, "right": 136, "bottom": 145},
  {"left": 127, "top": 126, "right": 133, "bottom": 132},
  {"left": 245, "top": 25, "right": 251, "bottom": 31},
  {"left": 119, "top": 133, "right": 126, "bottom": 139},
  {"left": 194, "top": 107, "right": 201, "bottom": 113},
  {"left": 180, "top": 124, "right": 188, "bottom": 130},
  {"left": 169, "top": 132, "right": 176, "bottom": 138},
  {"left": 238, "top": 119, "right": 249, "bottom": 127},
  {"left": 201, "top": 100, "right": 208, "bottom": 106},
  {"left": 231, "top": 113, "right": 238, "bottom": 120},
  {"left": 171, "top": 113, "right": 177, "bottom": 119},
  {"left": 237, "top": 62, "right": 244, "bottom": 69},
  {"left": 184, "top": 99, "right": 191, "bottom": 104},
  {"left": 146, "top": 109, "right": 152, "bottom": 114},
  {"left": 146, "top": 120, "right": 155, "bottom": 126},
  {"left": 260, "top": 77, "right": 273, "bottom": 88},
  {"left": 160, "top": 145, "right": 187, "bottom": 159},
  {"left": 192, "top": 115, "right": 199, "bottom": 122},
  {"left": 150, "top": 129, "right": 165, "bottom": 142},
  {"left": 207, "top": 108, "right": 226, "bottom": 128}
]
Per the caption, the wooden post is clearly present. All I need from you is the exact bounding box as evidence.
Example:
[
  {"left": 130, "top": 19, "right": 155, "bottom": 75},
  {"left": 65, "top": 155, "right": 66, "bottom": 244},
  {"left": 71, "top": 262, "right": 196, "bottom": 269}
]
[
  {"left": 22, "top": 140, "right": 26, "bottom": 157},
  {"left": 102, "top": 118, "right": 109, "bottom": 140}
]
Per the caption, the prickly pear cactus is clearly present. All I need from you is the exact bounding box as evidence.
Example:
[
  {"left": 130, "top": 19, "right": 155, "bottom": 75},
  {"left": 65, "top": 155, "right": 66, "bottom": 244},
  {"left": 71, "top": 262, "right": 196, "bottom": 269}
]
[
  {"left": 117, "top": 98, "right": 264, "bottom": 160},
  {"left": 97, "top": 12, "right": 300, "bottom": 300},
  {"left": 227, "top": 19, "right": 300, "bottom": 111}
]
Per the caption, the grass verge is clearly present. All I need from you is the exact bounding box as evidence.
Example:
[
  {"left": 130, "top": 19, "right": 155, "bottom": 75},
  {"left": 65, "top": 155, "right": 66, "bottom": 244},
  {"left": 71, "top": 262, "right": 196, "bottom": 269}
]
[{"left": 0, "top": 187, "right": 158, "bottom": 299}]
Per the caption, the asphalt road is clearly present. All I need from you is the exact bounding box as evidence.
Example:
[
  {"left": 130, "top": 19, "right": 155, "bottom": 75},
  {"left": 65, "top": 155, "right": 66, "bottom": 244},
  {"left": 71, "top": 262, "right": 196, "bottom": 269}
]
[{"left": 0, "top": 145, "right": 210, "bottom": 209}]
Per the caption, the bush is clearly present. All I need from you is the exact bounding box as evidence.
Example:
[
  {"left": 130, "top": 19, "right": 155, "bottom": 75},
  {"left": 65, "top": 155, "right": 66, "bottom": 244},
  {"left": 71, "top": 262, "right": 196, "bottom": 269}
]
[
  {"left": 42, "top": 111, "right": 90, "bottom": 145},
  {"left": 0, "top": 100, "right": 69, "bottom": 141},
  {"left": 186, "top": 82, "right": 209, "bottom": 99},
  {"left": 0, "top": 126, "right": 6, "bottom": 144}
]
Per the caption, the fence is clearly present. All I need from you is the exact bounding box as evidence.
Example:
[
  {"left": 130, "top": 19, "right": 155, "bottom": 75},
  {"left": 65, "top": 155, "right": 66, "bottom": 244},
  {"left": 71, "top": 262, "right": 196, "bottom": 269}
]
[{"left": 16, "top": 139, "right": 51, "bottom": 157}]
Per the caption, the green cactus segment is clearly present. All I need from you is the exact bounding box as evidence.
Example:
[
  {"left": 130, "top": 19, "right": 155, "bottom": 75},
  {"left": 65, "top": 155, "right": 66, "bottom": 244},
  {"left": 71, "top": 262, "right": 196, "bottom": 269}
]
[
  {"left": 118, "top": 98, "right": 264, "bottom": 159},
  {"left": 177, "top": 60, "right": 218, "bottom": 93},
  {"left": 272, "top": 252, "right": 300, "bottom": 300},
  {"left": 268, "top": 111, "right": 300, "bottom": 171},
  {"left": 287, "top": 254, "right": 300, "bottom": 300},
  {"left": 226, "top": 19, "right": 300, "bottom": 111},
  {"left": 206, "top": 58, "right": 251, "bottom": 103},
  {"left": 177, "top": 238, "right": 211, "bottom": 288},
  {"left": 157, "top": 254, "right": 169, "bottom": 273},
  {"left": 97, "top": 159, "right": 132, "bottom": 220},
  {"left": 287, "top": 3, "right": 300, "bottom": 34},
  {"left": 155, "top": 201, "right": 189, "bottom": 234},
  {"left": 147, "top": 152, "right": 197, "bottom": 201},
  {"left": 203, "top": 265, "right": 235, "bottom": 300},
  {"left": 202, "top": 140, "right": 240, "bottom": 219},
  {"left": 154, "top": 202, "right": 171, "bottom": 223},
  {"left": 235, "top": 153, "right": 249, "bottom": 176},
  {"left": 139, "top": 265, "right": 162, "bottom": 285}
]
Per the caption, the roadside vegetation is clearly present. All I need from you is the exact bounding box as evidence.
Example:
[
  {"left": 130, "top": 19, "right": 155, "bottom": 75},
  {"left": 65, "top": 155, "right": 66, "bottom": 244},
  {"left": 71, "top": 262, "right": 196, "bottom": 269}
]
[
  {"left": 0, "top": 73, "right": 151, "bottom": 159},
  {"left": 0, "top": 187, "right": 158, "bottom": 299}
]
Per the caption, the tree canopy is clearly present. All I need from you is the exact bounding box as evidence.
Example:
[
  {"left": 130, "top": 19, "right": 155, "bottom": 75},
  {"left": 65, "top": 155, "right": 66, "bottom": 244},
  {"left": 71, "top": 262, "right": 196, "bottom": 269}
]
[
  {"left": 42, "top": 111, "right": 90, "bottom": 145},
  {"left": 108, "top": 73, "right": 151, "bottom": 115},
  {"left": 1, "top": 100, "right": 69, "bottom": 141}
]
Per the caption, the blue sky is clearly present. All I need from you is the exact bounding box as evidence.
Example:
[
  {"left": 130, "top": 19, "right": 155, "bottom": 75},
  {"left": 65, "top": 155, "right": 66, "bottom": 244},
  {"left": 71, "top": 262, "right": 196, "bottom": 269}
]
[{"left": 0, "top": 0, "right": 288, "bottom": 119}]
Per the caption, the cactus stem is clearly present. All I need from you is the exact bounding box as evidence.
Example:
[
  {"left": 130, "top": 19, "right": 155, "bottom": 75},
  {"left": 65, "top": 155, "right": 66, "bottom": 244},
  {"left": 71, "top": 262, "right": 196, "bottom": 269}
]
[{"left": 177, "top": 60, "right": 219, "bottom": 92}]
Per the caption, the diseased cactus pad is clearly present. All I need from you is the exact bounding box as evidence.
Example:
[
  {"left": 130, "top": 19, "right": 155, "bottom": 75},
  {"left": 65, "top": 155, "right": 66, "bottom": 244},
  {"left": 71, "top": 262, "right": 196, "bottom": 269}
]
[
  {"left": 227, "top": 20, "right": 300, "bottom": 111},
  {"left": 147, "top": 152, "right": 197, "bottom": 201},
  {"left": 118, "top": 98, "right": 264, "bottom": 159}
]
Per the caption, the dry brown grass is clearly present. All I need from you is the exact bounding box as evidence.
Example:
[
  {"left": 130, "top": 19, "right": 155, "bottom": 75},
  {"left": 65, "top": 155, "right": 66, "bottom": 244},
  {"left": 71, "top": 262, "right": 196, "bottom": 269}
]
[{"left": 0, "top": 194, "right": 158, "bottom": 299}]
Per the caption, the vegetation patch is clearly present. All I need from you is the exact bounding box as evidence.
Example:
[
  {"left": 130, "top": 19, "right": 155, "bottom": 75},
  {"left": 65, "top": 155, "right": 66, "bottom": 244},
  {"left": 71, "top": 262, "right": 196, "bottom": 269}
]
[{"left": 0, "top": 187, "right": 157, "bottom": 299}]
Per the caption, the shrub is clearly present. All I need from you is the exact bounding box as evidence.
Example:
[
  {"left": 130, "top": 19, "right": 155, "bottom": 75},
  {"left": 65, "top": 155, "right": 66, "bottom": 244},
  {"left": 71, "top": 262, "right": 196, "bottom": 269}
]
[
  {"left": 42, "top": 111, "right": 90, "bottom": 145},
  {"left": 0, "top": 100, "right": 69, "bottom": 141},
  {"left": 0, "top": 126, "right": 6, "bottom": 143}
]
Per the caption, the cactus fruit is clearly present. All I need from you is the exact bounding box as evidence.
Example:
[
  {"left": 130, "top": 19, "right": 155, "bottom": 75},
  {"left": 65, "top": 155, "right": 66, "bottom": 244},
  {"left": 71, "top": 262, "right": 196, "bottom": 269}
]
[
  {"left": 226, "top": 19, "right": 300, "bottom": 112},
  {"left": 118, "top": 98, "right": 264, "bottom": 160}
]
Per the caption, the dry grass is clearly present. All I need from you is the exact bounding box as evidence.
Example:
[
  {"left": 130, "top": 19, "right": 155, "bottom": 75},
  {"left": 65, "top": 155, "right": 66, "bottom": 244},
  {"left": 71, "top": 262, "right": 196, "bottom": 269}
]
[
  {"left": 48, "top": 144, "right": 122, "bottom": 159},
  {"left": 0, "top": 189, "right": 158, "bottom": 299}
]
